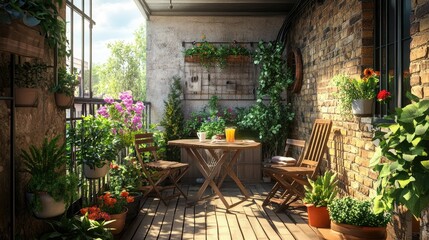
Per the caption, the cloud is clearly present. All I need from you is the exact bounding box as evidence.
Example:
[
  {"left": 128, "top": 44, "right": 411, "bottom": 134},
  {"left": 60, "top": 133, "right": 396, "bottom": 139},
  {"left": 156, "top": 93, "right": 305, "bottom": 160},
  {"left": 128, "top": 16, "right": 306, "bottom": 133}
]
[{"left": 90, "top": 0, "right": 145, "bottom": 64}]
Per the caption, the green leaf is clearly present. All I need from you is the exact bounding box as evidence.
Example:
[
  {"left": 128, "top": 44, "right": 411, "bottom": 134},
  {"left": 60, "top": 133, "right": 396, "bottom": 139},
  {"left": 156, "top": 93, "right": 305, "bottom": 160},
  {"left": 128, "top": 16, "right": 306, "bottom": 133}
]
[
  {"left": 396, "top": 176, "right": 415, "bottom": 188},
  {"left": 421, "top": 160, "right": 429, "bottom": 170},
  {"left": 399, "top": 102, "right": 420, "bottom": 123},
  {"left": 403, "top": 154, "right": 417, "bottom": 162}
]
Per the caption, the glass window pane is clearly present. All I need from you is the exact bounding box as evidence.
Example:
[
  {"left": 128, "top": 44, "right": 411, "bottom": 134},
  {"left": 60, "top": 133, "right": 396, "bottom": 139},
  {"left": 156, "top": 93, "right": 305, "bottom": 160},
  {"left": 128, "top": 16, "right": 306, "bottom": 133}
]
[{"left": 387, "top": 0, "right": 395, "bottom": 44}]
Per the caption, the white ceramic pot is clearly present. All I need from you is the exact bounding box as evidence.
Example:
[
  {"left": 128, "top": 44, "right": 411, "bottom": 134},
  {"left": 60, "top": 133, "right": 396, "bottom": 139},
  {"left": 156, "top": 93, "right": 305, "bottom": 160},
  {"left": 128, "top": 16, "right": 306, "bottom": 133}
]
[
  {"left": 83, "top": 162, "right": 109, "bottom": 179},
  {"left": 352, "top": 99, "right": 373, "bottom": 117},
  {"left": 27, "top": 192, "right": 66, "bottom": 218}
]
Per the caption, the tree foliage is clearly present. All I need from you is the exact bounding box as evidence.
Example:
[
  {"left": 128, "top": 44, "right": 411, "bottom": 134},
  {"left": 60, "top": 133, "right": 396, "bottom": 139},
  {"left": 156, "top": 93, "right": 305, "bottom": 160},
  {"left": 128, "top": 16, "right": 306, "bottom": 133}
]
[{"left": 93, "top": 24, "right": 146, "bottom": 100}]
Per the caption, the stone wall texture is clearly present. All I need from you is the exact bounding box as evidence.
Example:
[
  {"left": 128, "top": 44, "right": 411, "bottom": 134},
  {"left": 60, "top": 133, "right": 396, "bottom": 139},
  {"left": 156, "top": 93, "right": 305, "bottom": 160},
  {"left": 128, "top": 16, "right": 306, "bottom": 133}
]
[{"left": 146, "top": 16, "right": 284, "bottom": 123}]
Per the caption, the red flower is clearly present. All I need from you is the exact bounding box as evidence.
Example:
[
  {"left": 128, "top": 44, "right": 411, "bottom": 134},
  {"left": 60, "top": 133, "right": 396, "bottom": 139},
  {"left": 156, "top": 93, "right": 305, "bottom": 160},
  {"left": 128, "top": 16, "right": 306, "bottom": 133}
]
[
  {"left": 377, "top": 89, "right": 391, "bottom": 103},
  {"left": 120, "top": 190, "right": 129, "bottom": 198},
  {"left": 126, "top": 196, "right": 135, "bottom": 203},
  {"left": 80, "top": 207, "right": 88, "bottom": 215},
  {"left": 363, "top": 68, "right": 374, "bottom": 77}
]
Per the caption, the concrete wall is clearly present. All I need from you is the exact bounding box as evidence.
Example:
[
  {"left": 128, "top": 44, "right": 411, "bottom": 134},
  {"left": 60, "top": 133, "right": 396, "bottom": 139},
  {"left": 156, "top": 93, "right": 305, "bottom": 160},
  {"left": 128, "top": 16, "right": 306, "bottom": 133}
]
[{"left": 146, "top": 16, "right": 285, "bottom": 123}]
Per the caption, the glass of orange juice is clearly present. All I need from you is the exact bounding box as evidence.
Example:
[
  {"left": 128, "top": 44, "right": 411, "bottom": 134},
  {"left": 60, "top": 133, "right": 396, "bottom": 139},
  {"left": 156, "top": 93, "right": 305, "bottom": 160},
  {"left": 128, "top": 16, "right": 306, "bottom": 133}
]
[{"left": 225, "top": 127, "right": 236, "bottom": 142}]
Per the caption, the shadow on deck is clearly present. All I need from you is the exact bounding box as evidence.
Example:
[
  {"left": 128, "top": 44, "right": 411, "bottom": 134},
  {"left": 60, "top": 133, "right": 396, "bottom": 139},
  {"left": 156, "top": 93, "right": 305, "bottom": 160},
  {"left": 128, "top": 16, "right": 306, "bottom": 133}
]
[{"left": 119, "top": 183, "right": 325, "bottom": 240}]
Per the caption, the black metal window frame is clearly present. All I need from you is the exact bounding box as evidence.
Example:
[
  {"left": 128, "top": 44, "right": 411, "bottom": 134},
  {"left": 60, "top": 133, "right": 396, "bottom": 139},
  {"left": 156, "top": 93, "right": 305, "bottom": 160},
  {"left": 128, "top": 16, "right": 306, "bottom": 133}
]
[{"left": 374, "top": 0, "right": 411, "bottom": 117}]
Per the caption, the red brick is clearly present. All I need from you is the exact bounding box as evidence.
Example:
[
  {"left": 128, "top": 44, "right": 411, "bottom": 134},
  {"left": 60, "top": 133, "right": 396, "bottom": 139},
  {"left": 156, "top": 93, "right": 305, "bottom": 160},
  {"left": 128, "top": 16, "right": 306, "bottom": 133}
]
[
  {"left": 411, "top": 35, "right": 428, "bottom": 48},
  {"left": 410, "top": 46, "right": 428, "bottom": 60},
  {"left": 421, "top": 16, "right": 429, "bottom": 31}
]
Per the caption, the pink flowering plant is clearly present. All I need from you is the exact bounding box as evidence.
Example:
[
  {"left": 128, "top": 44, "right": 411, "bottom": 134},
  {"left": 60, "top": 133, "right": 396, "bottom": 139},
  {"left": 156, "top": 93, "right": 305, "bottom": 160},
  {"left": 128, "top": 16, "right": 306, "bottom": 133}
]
[{"left": 98, "top": 91, "right": 145, "bottom": 148}]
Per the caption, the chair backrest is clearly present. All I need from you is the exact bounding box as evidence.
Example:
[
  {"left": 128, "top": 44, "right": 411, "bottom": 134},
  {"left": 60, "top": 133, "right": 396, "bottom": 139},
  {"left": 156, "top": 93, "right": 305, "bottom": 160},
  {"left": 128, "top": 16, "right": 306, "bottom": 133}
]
[
  {"left": 283, "top": 138, "right": 306, "bottom": 159},
  {"left": 299, "top": 119, "right": 332, "bottom": 178},
  {"left": 134, "top": 133, "right": 158, "bottom": 163}
]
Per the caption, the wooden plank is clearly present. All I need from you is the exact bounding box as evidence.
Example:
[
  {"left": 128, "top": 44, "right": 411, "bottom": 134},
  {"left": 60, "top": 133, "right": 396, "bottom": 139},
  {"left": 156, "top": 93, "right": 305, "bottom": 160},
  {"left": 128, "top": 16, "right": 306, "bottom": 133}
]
[
  {"left": 145, "top": 198, "right": 169, "bottom": 239},
  {"left": 170, "top": 185, "right": 189, "bottom": 239},
  {"left": 131, "top": 198, "right": 161, "bottom": 240},
  {"left": 289, "top": 208, "right": 322, "bottom": 239},
  {"left": 226, "top": 186, "right": 256, "bottom": 240},
  {"left": 182, "top": 203, "right": 195, "bottom": 239},
  {"left": 194, "top": 203, "right": 207, "bottom": 240},
  {"left": 206, "top": 204, "right": 218, "bottom": 239},
  {"left": 216, "top": 197, "right": 231, "bottom": 240},
  {"left": 158, "top": 189, "right": 183, "bottom": 240},
  {"left": 274, "top": 208, "right": 312, "bottom": 240},
  {"left": 121, "top": 196, "right": 153, "bottom": 240}
]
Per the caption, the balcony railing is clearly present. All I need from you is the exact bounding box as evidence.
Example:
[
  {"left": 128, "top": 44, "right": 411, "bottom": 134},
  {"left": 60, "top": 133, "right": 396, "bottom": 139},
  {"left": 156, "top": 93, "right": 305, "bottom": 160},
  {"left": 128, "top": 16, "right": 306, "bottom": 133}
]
[{"left": 65, "top": 97, "right": 151, "bottom": 211}]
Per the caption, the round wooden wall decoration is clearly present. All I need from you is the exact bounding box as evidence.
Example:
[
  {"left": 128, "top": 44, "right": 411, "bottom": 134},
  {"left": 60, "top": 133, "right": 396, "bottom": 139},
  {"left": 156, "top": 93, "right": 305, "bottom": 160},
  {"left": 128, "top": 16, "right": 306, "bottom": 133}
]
[{"left": 287, "top": 47, "right": 303, "bottom": 94}]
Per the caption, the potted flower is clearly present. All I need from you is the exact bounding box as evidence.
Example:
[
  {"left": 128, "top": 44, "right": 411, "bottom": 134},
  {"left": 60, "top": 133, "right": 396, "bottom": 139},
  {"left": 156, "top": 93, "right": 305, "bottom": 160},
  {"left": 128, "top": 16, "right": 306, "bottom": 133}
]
[
  {"left": 98, "top": 91, "right": 145, "bottom": 150},
  {"left": 21, "top": 136, "right": 79, "bottom": 218},
  {"left": 226, "top": 43, "right": 252, "bottom": 63},
  {"left": 108, "top": 161, "right": 144, "bottom": 222},
  {"left": 14, "top": 62, "right": 48, "bottom": 107},
  {"left": 67, "top": 115, "right": 120, "bottom": 179},
  {"left": 40, "top": 213, "right": 114, "bottom": 240},
  {"left": 95, "top": 191, "right": 134, "bottom": 234},
  {"left": 303, "top": 171, "right": 338, "bottom": 228},
  {"left": 333, "top": 68, "right": 379, "bottom": 117},
  {"left": 184, "top": 34, "right": 218, "bottom": 68},
  {"left": 51, "top": 67, "right": 79, "bottom": 109},
  {"left": 328, "top": 197, "right": 391, "bottom": 239}
]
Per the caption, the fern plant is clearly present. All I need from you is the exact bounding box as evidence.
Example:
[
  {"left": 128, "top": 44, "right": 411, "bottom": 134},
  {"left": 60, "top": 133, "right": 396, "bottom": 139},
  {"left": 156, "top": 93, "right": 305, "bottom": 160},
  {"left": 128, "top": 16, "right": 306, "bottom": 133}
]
[{"left": 21, "top": 136, "right": 78, "bottom": 211}]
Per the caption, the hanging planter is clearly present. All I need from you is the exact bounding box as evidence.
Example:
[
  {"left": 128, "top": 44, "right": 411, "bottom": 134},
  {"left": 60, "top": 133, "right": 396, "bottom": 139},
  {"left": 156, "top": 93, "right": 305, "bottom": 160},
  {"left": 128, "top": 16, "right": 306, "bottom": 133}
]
[
  {"left": 351, "top": 99, "right": 373, "bottom": 117},
  {"left": 0, "top": 21, "right": 45, "bottom": 59},
  {"left": 54, "top": 93, "right": 74, "bottom": 109},
  {"left": 15, "top": 88, "right": 39, "bottom": 107},
  {"left": 83, "top": 162, "right": 110, "bottom": 179}
]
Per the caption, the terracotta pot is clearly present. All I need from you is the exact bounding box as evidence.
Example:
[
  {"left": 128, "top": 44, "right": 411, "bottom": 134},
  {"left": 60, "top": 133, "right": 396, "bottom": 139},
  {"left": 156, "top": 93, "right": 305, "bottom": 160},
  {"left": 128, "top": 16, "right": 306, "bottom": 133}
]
[
  {"left": 15, "top": 88, "right": 38, "bottom": 107},
  {"left": 54, "top": 93, "right": 74, "bottom": 109},
  {"left": 26, "top": 192, "right": 66, "bottom": 218},
  {"left": 83, "top": 162, "right": 109, "bottom": 179},
  {"left": 330, "top": 221, "right": 386, "bottom": 240},
  {"left": 106, "top": 207, "right": 128, "bottom": 235},
  {"left": 126, "top": 192, "right": 143, "bottom": 222},
  {"left": 307, "top": 205, "right": 330, "bottom": 228},
  {"left": 184, "top": 55, "right": 200, "bottom": 63},
  {"left": 352, "top": 99, "right": 373, "bottom": 117},
  {"left": 226, "top": 55, "right": 251, "bottom": 63}
]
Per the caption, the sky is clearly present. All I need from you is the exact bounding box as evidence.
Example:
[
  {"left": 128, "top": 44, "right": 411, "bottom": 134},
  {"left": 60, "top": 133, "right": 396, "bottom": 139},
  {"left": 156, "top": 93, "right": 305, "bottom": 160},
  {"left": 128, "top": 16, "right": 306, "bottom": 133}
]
[{"left": 73, "top": 0, "right": 145, "bottom": 65}]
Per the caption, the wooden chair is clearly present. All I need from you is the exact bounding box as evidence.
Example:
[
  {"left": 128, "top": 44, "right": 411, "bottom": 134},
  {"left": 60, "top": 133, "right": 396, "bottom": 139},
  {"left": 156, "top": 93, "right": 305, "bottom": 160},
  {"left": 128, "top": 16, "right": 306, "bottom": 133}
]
[
  {"left": 262, "top": 119, "right": 332, "bottom": 210},
  {"left": 134, "top": 133, "right": 189, "bottom": 205},
  {"left": 270, "top": 138, "right": 306, "bottom": 166}
]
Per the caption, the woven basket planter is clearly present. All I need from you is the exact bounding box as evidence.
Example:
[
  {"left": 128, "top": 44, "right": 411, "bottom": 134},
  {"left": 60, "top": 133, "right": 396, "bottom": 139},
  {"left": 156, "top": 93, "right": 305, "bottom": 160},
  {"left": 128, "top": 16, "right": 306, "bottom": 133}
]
[{"left": 0, "top": 21, "right": 45, "bottom": 58}]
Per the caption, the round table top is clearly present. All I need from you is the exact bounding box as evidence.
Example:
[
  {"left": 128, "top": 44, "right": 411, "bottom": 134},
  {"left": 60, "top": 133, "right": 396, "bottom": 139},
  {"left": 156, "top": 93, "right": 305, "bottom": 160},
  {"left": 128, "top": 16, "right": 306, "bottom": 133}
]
[{"left": 168, "top": 139, "right": 260, "bottom": 149}]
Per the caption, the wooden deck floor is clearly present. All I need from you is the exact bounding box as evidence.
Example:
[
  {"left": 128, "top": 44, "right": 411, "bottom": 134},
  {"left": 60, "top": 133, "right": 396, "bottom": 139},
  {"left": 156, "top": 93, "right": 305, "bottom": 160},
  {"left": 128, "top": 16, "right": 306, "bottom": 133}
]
[{"left": 120, "top": 183, "right": 323, "bottom": 240}]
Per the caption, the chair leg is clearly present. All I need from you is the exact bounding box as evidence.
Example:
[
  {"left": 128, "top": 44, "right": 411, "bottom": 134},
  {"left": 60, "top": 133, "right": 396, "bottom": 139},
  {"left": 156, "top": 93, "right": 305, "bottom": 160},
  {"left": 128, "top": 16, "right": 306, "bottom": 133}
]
[{"left": 263, "top": 182, "right": 280, "bottom": 206}]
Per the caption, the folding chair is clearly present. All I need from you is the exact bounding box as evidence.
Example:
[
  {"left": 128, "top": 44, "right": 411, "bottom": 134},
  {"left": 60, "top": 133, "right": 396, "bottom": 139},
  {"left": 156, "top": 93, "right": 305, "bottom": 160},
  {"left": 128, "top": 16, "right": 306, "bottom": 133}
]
[
  {"left": 263, "top": 119, "right": 332, "bottom": 211},
  {"left": 270, "top": 138, "right": 306, "bottom": 166},
  {"left": 134, "top": 133, "right": 189, "bottom": 205}
]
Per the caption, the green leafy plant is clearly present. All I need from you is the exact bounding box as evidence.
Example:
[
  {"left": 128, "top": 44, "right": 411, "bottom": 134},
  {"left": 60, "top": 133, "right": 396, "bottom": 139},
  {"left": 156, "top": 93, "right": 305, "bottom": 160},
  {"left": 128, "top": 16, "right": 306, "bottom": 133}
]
[
  {"left": 199, "top": 116, "right": 226, "bottom": 139},
  {"left": 160, "top": 76, "right": 185, "bottom": 161},
  {"left": 40, "top": 214, "right": 114, "bottom": 240},
  {"left": 51, "top": 67, "right": 79, "bottom": 96},
  {"left": 0, "top": 0, "right": 69, "bottom": 57},
  {"left": 14, "top": 62, "right": 48, "bottom": 88},
  {"left": 370, "top": 93, "right": 429, "bottom": 217},
  {"left": 303, "top": 171, "right": 338, "bottom": 207},
  {"left": 333, "top": 69, "right": 379, "bottom": 116},
  {"left": 328, "top": 197, "right": 391, "bottom": 227},
  {"left": 184, "top": 35, "right": 218, "bottom": 68},
  {"left": 21, "top": 136, "right": 79, "bottom": 211},
  {"left": 109, "top": 160, "right": 143, "bottom": 193},
  {"left": 67, "top": 115, "right": 120, "bottom": 169}
]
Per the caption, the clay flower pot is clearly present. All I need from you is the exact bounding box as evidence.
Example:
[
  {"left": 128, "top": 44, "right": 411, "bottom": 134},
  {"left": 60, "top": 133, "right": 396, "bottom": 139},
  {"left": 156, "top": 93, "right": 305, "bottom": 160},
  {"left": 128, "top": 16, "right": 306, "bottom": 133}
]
[
  {"left": 306, "top": 205, "right": 330, "bottom": 228},
  {"left": 330, "top": 221, "right": 386, "bottom": 240},
  {"left": 106, "top": 207, "right": 128, "bottom": 235}
]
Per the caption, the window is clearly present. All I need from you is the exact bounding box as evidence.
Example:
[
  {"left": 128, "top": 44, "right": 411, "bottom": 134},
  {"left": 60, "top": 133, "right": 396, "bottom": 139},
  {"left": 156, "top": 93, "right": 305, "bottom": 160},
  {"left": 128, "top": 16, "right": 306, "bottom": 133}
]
[
  {"left": 375, "top": 0, "right": 411, "bottom": 116},
  {"left": 66, "top": 0, "right": 95, "bottom": 98}
]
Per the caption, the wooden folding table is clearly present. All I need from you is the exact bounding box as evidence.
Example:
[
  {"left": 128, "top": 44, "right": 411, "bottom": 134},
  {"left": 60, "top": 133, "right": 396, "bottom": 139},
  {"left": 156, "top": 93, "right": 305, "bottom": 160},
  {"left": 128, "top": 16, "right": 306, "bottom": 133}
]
[{"left": 168, "top": 139, "right": 260, "bottom": 209}]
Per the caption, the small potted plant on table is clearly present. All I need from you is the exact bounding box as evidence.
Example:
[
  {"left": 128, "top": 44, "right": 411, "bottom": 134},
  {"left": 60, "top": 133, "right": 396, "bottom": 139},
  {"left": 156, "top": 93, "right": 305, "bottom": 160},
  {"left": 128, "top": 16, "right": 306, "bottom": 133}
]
[
  {"left": 51, "top": 67, "right": 79, "bottom": 109},
  {"left": 303, "top": 171, "right": 338, "bottom": 228},
  {"left": 328, "top": 197, "right": 391, "bottom": 239},
  {"left": 21, "top": 136, "right": 79, "bottom": 218}
]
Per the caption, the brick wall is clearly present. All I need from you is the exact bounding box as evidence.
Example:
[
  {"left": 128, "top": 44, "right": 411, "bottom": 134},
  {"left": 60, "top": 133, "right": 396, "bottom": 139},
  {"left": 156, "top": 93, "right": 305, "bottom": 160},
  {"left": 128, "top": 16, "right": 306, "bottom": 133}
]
[
  {"left": 411, "top": 0, "right": 429, "bottom": 99},
  {"left": 286, "top": 0, "right": 376, "bottom": 200}
]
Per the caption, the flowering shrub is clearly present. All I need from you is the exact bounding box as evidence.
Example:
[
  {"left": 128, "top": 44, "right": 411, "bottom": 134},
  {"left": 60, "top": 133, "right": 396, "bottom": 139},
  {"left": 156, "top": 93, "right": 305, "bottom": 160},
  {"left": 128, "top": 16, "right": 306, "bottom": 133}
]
[
  {"left": 109, "top": 160, "right": 142, "bottom": 193},
  {"left": 98, "top": 191, "right": 134, "bottom": 215},
  {"left": 377, "top": 89, "right": 391, "bottom": 104},
  {"left": 80, "top": 206, "right": 110, "bottom": 221},
  {"left": 98, "top": 91, "right": 145, "bottom": 148}
]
